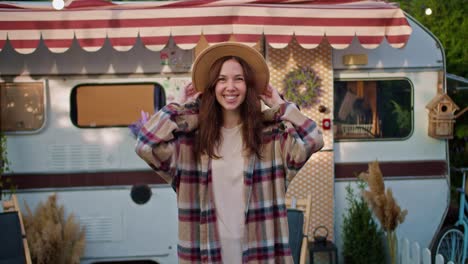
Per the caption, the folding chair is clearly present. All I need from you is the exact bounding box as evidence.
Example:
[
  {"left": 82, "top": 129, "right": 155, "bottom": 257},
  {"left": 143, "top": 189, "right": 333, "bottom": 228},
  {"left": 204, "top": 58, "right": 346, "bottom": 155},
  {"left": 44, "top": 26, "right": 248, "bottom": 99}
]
[
  {"left": 1, "top": 194, "right": 32, "bottom": 264},
  {"left": 286, "top": 194, "right": 312, "bottom": 264}
]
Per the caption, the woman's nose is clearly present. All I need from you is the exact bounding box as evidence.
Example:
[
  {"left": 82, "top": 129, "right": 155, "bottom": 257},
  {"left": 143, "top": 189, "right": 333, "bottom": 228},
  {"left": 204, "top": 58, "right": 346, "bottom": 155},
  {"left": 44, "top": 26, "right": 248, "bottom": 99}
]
[{"left": 225, "top": 79, "right": 236, "bottom": 90}]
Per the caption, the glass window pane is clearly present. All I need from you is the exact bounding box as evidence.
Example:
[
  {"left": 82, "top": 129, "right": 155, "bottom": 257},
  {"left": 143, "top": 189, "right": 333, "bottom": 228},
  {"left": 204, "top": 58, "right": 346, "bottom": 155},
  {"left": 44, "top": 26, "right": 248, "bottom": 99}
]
[
  {"left": 334, "top": 80, "right": 412, "bottom": 140},
  {"left": 0, "top": 82, "right": 45, "bottom": 132},
  {"left": 72, "top": 83, "right": 165, "bottom": 128}
]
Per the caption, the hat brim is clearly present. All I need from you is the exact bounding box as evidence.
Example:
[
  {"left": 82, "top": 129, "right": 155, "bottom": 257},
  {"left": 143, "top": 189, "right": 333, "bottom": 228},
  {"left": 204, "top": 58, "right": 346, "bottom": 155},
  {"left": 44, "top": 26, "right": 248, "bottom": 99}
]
[{"left": 191, "top": 42, "right": 269, "bottom": 93}]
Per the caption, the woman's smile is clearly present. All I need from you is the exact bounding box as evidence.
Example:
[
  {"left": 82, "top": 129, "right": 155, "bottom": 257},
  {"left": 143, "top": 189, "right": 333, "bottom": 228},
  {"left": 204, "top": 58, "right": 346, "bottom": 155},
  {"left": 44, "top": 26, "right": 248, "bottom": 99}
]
[{"left": 223, "top": 94, "right": 239, "bottom": 102}]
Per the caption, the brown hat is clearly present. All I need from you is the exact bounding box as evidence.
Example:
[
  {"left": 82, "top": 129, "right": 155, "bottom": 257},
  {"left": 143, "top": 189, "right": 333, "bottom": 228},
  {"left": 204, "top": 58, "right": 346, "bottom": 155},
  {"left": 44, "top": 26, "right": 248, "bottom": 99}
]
[{"left": 191, "top": 42, "right": 269, "bottom": 93}]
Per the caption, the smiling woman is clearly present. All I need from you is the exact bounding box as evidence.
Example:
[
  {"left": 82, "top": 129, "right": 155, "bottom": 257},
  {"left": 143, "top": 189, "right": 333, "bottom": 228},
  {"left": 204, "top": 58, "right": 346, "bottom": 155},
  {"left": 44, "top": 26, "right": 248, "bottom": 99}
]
[
  {"left": 135, "top": 42, "right": 324, "bottom": 263},
  {"left": 213, "top": 58, "right": 247, "bottom": 117}
]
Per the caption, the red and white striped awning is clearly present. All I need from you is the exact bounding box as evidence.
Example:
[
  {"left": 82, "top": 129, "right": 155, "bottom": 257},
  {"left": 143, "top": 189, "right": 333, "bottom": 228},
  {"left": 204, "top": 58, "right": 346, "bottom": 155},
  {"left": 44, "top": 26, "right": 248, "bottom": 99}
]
[{"left": 0, "top": 0, "right": 412, "bottom": 54}]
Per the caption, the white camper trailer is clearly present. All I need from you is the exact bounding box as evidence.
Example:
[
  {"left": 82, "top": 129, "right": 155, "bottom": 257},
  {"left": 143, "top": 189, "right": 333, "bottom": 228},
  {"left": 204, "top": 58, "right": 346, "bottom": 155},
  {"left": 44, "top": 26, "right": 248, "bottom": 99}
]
[{"left": 0, "top": 1, "right": 453, "bottom": 263}]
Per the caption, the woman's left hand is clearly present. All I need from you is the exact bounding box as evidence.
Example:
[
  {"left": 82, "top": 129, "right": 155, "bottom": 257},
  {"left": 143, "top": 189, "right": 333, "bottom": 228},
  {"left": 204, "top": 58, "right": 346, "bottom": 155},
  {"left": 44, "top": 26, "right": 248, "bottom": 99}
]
[{"left": 260, "top": 84, "right": 285, "bottom": 108}]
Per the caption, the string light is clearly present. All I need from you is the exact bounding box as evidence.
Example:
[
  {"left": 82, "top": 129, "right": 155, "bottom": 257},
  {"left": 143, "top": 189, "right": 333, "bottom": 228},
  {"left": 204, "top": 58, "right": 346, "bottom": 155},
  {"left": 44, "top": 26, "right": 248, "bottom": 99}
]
[
  {"left": 425, "top": 7, "right": 432, "bottom": 16},
  {"left": 52, "top": 0, "right": 65, "bottom": 10}
]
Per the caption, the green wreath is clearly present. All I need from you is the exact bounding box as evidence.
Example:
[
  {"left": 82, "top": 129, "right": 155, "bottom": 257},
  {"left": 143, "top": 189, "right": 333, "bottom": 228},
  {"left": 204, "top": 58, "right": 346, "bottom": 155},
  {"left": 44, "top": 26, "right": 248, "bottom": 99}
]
[{"left": 283, "top": 66, "right": 321, "bottom": 108}]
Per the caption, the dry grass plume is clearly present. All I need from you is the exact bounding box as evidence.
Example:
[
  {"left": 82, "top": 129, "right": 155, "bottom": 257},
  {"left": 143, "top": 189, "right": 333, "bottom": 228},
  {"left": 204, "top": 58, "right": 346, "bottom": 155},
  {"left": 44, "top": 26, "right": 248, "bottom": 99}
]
[
  {"left": 23, "top": 194, "right": 86, "bottom": 264},
  {"left": 358, "top": 161, "right": 408, "bottom": 231}
]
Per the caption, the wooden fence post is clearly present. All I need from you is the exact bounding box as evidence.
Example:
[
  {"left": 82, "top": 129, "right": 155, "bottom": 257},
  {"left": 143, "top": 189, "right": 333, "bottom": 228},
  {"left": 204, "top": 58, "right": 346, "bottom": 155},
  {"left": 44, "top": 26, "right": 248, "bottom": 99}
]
[{"left": 399, "top": 236, "right": 454, "bottom": 264}]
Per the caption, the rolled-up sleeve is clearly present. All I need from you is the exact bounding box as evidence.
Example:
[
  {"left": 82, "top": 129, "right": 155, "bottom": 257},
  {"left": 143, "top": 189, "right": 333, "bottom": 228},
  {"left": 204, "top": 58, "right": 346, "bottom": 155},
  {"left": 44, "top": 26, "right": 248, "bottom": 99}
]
[
  {"left": 277, "top": 103, "right": 324, "bottom": 182},
  {"left": 135, "top": 102, "right": 199, "bottom": 185}
]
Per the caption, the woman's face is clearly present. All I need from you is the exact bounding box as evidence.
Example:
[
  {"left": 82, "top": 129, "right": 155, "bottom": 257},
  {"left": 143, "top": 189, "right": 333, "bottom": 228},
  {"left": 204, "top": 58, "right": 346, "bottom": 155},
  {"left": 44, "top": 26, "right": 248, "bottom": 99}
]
[{"left": 215, "top": 58, "right": 247, "bottom": 113}]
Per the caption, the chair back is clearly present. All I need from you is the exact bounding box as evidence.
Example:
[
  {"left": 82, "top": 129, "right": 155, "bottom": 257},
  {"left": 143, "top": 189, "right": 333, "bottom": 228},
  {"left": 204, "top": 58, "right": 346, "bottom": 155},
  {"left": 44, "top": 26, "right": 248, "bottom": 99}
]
[
  {"left": 285, "top": 195, "right": 312, "bottom": 264},
  {"left": 287, "top": 208, "right": 304, "bottom": 264},
  {"left": 0, "top": 211, "right": 26, "bottom": 264},
  {"left": 1, "top": 195, "right": 32, "bottom": 264}
]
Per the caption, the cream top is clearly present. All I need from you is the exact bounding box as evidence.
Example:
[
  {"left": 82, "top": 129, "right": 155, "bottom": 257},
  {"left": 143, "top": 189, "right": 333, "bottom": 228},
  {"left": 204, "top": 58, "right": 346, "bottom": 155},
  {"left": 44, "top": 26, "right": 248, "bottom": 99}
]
[{"left": 212, "top": 124, "right": 245, "bottom": 263}]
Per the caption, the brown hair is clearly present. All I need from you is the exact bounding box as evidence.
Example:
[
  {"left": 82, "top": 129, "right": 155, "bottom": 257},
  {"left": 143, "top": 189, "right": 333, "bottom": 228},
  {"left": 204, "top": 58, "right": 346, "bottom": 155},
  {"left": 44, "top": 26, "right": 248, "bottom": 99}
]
[{"left": 195, "top": 56, "right": 264, "bottom": 160}]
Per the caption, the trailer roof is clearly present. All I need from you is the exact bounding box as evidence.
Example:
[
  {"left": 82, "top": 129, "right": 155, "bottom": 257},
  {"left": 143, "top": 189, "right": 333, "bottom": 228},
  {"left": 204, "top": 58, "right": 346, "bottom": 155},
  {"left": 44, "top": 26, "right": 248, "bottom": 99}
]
[{"left": 0, "top": 0, "right": 412, "bottom": 54}]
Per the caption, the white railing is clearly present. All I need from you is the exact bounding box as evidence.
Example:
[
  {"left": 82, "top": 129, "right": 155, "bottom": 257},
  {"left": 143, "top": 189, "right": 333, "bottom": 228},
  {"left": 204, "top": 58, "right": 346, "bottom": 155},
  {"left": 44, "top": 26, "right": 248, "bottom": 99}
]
[
  {"left": 399, "top": 238, "right": 454, "bottom": 264},
  {"left": 340, "top": 124, "right": 373, "bottom": 136}
]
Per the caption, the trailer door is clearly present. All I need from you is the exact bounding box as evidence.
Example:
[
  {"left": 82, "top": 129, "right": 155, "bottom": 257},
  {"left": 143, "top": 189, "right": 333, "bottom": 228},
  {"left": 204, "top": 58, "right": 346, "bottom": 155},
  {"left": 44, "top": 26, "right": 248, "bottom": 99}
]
[{"left": 266, "top": 41, "right": 335, "bottom": 240}]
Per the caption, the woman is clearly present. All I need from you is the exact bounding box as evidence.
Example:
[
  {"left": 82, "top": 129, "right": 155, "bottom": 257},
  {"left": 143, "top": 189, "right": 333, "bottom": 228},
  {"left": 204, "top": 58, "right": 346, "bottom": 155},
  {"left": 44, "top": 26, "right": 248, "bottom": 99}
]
[{"left": 136, "top": 42, "right": 323, "bottom": 263}]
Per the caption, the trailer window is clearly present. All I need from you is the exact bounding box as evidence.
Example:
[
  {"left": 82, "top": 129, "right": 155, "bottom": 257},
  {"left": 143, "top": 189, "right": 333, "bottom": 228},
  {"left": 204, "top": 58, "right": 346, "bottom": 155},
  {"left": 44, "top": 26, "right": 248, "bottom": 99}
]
[
  {"left": 334, "top": 80, "right": 412, "bottom": 140},
  {"left": 0, "top": 82, "right": 45, "bottom": 132},
  {"left": 71, "top": 83, "right": 165, "bottom": 128}
]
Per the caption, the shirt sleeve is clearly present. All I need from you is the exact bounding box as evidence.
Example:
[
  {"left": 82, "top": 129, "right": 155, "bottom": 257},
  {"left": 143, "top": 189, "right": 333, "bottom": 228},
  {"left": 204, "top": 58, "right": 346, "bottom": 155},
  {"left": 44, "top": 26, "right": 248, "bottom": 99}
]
[
  {"left": 135, "top": 100, "right": 199, "bottom": 186},
  {"left": 276, "top": 102, "right": 324, "bottom": 183}
]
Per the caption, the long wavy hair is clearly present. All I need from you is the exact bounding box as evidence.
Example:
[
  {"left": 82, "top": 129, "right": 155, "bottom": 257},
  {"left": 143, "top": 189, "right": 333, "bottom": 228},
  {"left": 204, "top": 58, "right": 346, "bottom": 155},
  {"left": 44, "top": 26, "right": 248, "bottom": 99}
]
[{"left": 195, "top": 56, "right": 264, "bottom": 160}]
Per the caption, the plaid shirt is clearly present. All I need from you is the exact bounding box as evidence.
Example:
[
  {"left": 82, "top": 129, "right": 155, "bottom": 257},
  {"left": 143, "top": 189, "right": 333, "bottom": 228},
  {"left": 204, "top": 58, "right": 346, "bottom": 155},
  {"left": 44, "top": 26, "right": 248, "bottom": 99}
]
[{"left": 136, "top": 100, "right": 323, "bottom": 264}]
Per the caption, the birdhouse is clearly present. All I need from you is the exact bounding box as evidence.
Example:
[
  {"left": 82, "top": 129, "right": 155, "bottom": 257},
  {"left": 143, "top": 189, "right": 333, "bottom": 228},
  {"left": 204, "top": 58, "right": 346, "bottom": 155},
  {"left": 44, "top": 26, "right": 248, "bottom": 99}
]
[{"left": 425, "top": 93, "right": 459, "bottom": 139}]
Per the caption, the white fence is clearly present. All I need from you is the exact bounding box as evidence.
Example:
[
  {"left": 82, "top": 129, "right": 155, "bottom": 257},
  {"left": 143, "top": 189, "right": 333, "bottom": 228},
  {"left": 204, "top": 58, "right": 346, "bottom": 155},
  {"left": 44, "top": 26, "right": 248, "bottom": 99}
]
[{"left": 400, "top": 238, "right": 454, "bottom": 264}]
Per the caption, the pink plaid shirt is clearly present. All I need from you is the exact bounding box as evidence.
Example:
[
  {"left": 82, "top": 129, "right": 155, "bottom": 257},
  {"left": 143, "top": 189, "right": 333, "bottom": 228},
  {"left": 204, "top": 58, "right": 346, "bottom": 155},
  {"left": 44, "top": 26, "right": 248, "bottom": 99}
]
[{"left": 136, "top": 100, "right": 323, "bottom": 263}]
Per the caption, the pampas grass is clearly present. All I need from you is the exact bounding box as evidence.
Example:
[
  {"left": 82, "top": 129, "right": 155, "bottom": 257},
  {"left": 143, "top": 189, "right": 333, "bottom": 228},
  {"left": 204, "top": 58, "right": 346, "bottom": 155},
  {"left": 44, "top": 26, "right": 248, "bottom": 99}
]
[
  {"left": 23, "top": 194, "right": 86, "bottom": 264},
  {"left": 359, "top": 161, "right": 407, "bottom": 231},
  {"left": 359, "top": 161, "right": 408, "bottom": 264}
]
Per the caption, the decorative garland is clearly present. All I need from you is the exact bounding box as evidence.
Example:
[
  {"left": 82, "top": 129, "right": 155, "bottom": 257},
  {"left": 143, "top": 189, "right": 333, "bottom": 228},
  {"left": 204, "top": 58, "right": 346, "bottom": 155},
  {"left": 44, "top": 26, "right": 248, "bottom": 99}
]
[{"left": 283, "top": 66, "right": 321, "bottom": 108}]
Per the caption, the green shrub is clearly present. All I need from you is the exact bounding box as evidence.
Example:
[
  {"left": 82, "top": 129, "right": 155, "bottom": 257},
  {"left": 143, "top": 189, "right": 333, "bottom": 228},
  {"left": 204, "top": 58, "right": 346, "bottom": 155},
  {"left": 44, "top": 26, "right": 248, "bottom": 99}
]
[{"left": 342, "top": 181, "right": 385, "bottom": 264}]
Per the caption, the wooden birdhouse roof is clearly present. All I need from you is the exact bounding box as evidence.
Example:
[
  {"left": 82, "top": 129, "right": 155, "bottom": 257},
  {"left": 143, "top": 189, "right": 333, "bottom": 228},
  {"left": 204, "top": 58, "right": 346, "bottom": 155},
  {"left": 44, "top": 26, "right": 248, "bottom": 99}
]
[{"left": 425, "top": 93, "right": 460, "bottom": 111}]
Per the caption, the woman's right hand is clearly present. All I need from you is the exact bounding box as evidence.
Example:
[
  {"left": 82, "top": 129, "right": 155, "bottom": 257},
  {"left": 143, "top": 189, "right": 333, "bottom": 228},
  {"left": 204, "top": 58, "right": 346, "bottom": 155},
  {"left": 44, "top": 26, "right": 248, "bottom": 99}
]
[{"left": 180, "top": 82, "right": 201, "bottom": 104}]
